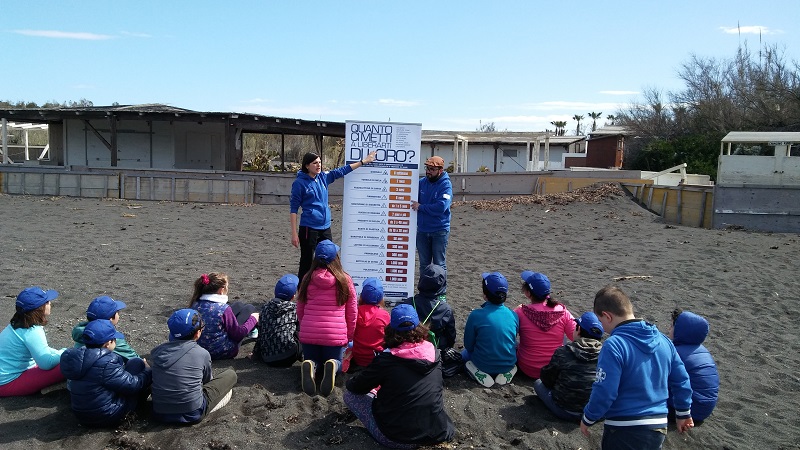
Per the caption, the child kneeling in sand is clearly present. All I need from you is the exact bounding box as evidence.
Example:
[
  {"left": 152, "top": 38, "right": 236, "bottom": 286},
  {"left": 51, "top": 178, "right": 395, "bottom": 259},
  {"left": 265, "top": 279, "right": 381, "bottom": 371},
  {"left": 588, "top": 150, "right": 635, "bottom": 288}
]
[
  {"left": 60, "top": 319, "right": 152, "bottom": 427},
  {"left": 252, "top": 274, "right": 302, "bottom": 367},
  {"left": 349, "top": 277, "right": 390, "bottom": 370},
  {"left": 72, "top": 295, "right": 140, "bottom": 362},
  {"left": 463, "top": 272, "right": 519, "bottom": 387},
  {"left": 297, "top": 240, "right": 357, "bottom": 396},
  {"left": 668, "top": 308, "right": 719, "bottom": 425},
  {"left": 344, "top": 304, "right": 455, "bottom": 448},
  {"left": 150, "top": 309, "right": 237, "bottom": 424}
]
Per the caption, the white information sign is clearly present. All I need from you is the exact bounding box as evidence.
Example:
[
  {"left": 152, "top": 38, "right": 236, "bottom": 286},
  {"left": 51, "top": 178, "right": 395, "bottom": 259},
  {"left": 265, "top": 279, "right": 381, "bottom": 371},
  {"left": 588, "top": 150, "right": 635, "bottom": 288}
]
[{"left": 341, "top": 121, "right": 422, "bottom": 300}]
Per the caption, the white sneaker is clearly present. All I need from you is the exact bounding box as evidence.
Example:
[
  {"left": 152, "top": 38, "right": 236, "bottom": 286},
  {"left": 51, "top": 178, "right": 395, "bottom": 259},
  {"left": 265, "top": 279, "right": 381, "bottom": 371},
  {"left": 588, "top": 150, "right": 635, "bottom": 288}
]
[
  {"left": 209, "top": 389, "right": 232, "bottom": 414},
  {"left": 494, "top": 365, "right": 517, "bottom": 386},
  {"left": 248, "top": 328, "right": 259, "bottom": 339},
  {"left": 465, "top": 361, "right": 494, "bottom": 388}
]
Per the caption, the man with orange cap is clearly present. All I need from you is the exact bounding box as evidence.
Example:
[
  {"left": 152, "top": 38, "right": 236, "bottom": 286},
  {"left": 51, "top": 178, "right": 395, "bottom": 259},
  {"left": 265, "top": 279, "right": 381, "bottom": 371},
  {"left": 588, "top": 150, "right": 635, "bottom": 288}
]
[{"left": 411, "top": 156, "right": 452, "bottom": 282}]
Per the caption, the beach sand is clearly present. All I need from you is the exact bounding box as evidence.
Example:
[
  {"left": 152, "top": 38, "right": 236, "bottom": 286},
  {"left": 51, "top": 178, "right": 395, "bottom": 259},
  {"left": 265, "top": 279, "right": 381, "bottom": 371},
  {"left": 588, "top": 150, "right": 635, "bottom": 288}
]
[{"left": 1, "top": 185, "right": 798, "bottom": 449}]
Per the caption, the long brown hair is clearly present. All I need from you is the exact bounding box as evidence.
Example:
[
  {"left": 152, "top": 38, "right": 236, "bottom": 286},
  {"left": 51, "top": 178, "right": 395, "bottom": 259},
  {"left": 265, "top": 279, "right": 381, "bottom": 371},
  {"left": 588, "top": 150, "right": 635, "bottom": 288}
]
[
  {"left": 189, "top": 272, "right": 229, "bottom": 306},
  {"left": 10, "top": 304, "right": 49, "bottom": 329},
  {"left": 296, "top": 256, "right": 352, "bottom": 306}
]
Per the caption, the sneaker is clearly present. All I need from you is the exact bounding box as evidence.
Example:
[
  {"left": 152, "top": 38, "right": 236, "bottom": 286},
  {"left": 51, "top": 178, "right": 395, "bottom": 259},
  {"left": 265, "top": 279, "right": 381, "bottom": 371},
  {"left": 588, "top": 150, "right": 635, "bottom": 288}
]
[
  {"left": 247, "top": 328, "right": 259, "bottom": 339},
  {"left": 208, "top": 389, "right": 233, "bottom": 414},
  {"left": 320, "top": 359, "right": 338, "bottom": 396},
  {"left": 494, "top": 365, "right": 518, "bottom": 386},
  {"left": 465, "top": 361, "right": 494, "bottom": 388},
  {"left": 301, "top": 360, "right": 317, "bottom": 396}
]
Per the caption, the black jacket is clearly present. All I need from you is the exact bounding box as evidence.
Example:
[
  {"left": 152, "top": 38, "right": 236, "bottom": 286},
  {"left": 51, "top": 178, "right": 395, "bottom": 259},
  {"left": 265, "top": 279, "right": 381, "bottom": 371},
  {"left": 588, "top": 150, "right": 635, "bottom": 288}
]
[{"left": 346, "top": 351, "right": 455, "bottom": 445}]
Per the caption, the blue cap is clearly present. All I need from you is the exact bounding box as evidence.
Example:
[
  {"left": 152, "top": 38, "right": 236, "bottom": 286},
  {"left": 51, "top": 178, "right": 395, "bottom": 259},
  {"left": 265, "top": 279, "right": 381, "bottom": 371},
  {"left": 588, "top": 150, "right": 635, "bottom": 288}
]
[
  {"left": 86, "top": 295, "right": 127, "bottom": 320},
  {"left": 274, "top": 274, "right": 300, "bottom": 300},
  {"left": 481, "top": 272, "right": 509, "bottom": 295},
  {"left": 168, "top": 309, "right": 203, "bottom": 341},
  {"left": 82, "top": 319, "right": 124, "bottom": 346},
  {"left": 360, "top": 278, "right": 384, "bottom": 305},
  {"left": 575, "top": 312, "right": 604, "bottom": 339},
  {"left": 390, "top": 304, "right": 420, "bottom": 331},
  {"left": 315, "top": 240, "right": 340, "bottom": 264},
  {"left": 16, "top": 286, "right": 58, "bottom": 312},
  {"left": 521, "top": 270, "right": 551, "bottom": 298}
]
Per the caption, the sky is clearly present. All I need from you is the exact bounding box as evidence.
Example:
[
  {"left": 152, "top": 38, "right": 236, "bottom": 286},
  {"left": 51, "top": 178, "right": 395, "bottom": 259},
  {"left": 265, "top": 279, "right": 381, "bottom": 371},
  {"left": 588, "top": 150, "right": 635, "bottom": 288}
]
[{"left": 3, "top": 1, "right": 799, "bottom": 133}]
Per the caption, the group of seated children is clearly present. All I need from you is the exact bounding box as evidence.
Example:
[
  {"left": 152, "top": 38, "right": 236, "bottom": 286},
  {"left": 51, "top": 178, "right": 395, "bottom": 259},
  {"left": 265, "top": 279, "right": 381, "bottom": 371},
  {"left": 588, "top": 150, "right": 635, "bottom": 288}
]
[{"left": 0, "top": 249, "right": 719, "bottom": 448}]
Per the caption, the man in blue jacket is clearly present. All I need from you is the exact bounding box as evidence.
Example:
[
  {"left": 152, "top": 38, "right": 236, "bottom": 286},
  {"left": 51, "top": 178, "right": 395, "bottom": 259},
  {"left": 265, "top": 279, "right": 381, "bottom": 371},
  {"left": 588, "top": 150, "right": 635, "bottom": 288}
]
[
  {"left": 412, "top": 156, "right": 452, "bottom": 277},
  {"left": 581, "top": 286, "right": 694, "bottom": 449}
]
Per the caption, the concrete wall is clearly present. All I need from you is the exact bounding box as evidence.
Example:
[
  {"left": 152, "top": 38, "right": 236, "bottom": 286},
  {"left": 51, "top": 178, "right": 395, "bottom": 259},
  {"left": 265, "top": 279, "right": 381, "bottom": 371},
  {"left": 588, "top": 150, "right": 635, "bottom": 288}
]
[
  {"left": 624, "top": 183, "right": 714, "bottom": 228},
  {"left": 712, "top": 185, "right": 800, "bottom": 232},
  {"left": 422, "top": 142, "right": 570, "bottom": 173},
  {"left": 717, "top": 155, "right": 800, "bottom": 186}
]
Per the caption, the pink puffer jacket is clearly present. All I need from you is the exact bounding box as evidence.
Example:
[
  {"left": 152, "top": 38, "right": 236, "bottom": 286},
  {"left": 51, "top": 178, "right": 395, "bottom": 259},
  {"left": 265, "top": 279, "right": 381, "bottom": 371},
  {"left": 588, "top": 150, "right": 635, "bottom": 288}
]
[{"left": 297, "top": 268, "right": 357, "bottom": 347}]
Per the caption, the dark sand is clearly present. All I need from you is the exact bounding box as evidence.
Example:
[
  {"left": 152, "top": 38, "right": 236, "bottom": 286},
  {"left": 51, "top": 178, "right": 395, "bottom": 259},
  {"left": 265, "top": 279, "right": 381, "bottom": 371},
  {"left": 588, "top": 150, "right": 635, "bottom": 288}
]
[{"left": 1, "top": 186, "right": 798, "bottom": 450}]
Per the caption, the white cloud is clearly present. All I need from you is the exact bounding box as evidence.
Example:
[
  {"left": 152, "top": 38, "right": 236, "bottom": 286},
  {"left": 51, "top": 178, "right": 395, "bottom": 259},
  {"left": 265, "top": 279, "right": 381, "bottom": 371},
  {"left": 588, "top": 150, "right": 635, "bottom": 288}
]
[
  {"left": 599, "top": 90, "right": 639, "bottom": 96},
  {"left": 377, "top": 98, "right": 420, "bottom": 107},
  {"left": 719, "top": 25, "right": 782, "bottom": 35},
  {"left": 12, "top": 29, "right": 114, "bottom": 40}
]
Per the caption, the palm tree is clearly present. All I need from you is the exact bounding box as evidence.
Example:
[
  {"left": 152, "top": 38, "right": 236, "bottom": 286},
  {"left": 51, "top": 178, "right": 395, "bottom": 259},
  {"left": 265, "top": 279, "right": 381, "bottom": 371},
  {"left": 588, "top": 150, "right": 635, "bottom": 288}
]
[
  {"left": 572, "top": 114, "right": 584, "bottom": 135},
  {"left": 606, "top": 114, "right": 616, "bottom": 125},
  {"left": 588, "top": 112, "right": 603, "bottom": 131}
]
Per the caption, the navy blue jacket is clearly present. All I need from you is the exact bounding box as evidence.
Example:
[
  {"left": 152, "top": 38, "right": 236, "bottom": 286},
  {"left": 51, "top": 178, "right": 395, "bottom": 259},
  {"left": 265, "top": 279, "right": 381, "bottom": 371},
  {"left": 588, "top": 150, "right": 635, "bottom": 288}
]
[
  {"left": 60, "top": 346, "right": 151, "bottom": 426},
  {"left": 669, "top": 311, "right": 719, "bottom": 422}
]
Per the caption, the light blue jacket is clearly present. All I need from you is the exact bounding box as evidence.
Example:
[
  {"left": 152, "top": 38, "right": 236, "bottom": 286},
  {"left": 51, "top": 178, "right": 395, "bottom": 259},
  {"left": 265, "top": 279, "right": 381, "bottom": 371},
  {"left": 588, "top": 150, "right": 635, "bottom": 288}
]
[
  {"left": 463, "top": 301, "right": 518, "bottom": 374},
  {"left": 290, "top": 165, "right": 353, "bottom": 230},
  {"left": 0, "top": 324, "right": 64, "bottom": 385}
]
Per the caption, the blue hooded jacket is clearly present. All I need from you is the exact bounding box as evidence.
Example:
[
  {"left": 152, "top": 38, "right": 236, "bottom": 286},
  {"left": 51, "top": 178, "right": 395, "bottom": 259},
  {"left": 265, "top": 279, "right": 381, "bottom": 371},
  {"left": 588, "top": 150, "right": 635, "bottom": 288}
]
[
  {"left": 290, "top": 165, "right": 353, "bottom": 230},
  {"left": 669, "top": 311, "right": 719, "bottom": 422},
  {"left": 582, "top": 319, "right": 692, "bottom": 428},
  {"left": 60, "top": 346, "right": 152, "bottom": 426},
  {"left": 417, "top": 172, "right": 452, "bottom": 233}
]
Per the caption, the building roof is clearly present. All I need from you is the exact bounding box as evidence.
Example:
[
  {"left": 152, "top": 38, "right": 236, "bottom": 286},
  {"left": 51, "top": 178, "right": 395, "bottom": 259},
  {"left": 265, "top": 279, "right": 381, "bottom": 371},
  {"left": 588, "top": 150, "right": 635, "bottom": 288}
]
[
  {"left": 587, "top": 125, "right": 629, "bottom": 138},
  {"left": 722, "top": 131, "right": 800, "bottom": 143},
  {"left": 422, "top": 130, "right": 583, "bottom": 145},
  {"left": 0, "top": 104, "right": 346, "bottom": 137}
]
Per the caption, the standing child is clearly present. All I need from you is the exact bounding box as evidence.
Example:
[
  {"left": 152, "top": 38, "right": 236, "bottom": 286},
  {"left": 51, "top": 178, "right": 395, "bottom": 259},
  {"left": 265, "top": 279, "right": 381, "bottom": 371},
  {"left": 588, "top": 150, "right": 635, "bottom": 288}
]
[
  {"left": 534, "top": 312, "right": 604, "bottom": 422},
  {"left": 351, "top": 278, "right": 390, "bottom": 369},
  {"left": 150, "top": 309, "right": 238, "bottom": 424},
  {"left": 668, "top": 308, "right": 719, "bottom": 425},
  {"left": 296, "top": 240, "right": 357, "bottom": 396},
  {"left": 344, "top": 304, "right": 455, "bottom": 448},
  {"left": 60, "top": 319, "right": 152, "bottom": 427},
  {"left": 72, "top": 295, "right": 140, "bottom": 362},
  {"left": 515, "top": 270, "right": 575, "bottom": 379},
  {"left": 581, "top": 286, "right": 694, "bottom": 449},
  {"left": 0, "top": 287, "right": 66, "bottom": 396},
  {"left": 189, "top": 272, "right": 259, "bottom": 360},
  {"left": 463, "top": 272, "right": 519, "bottom": 388},
  {"left": 253, "top": 274, "right": 302, "bottom": 367}
]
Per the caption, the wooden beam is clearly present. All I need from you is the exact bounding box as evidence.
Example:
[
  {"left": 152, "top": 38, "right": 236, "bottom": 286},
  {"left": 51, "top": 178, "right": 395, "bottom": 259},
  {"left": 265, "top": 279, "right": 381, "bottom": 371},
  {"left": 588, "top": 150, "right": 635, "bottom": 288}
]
[
  {"left": 109, "top": 115, "right": 118, "bottom": 167},
  {"left": 84, "top": 120, "right": 112, "bottom": 151}
]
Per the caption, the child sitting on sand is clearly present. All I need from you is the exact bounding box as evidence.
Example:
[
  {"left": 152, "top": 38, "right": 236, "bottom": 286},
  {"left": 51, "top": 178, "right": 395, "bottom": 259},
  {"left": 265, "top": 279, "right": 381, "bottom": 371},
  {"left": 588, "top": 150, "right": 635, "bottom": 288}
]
[
  {"left": 189, "top": 272, "right": 260, "bottom": 360},
  {"left": 72, "top": 295, "right": 140, "bottom": 362},
  {"left": 150, "top": 309, "right": 237, "bottom": 424},
  {"left": 463, "top": 272, "right": 519, "bottom": 387},
  {"left": 296, "top": 240, "right": 357, "bottom": 396},
  {"left": 60, "top": 319, "right": 152, "bottom": 427},
  {"left": 0, "top": 287, "right": 66, "bottom": 397},
  {"left": 668, "top": 308, "right": 719, "bottom": 425},
  {"left": 515, "top": 271, "right": 575, "bottom": 379},
  {"left": 344, "top": 304, "right": 455, "bottom": 447},
  {"left": 350, "top": 278, "right": 390, "bottom": 369},
  {"left": 402, "top": 263, "right": 456, "bottom": 350},
  {"left": 534, "top": 312, "right": 604, "bottom": 422},
  {"left": 252, "top": 274, "right": 302, "bottom": 367}
]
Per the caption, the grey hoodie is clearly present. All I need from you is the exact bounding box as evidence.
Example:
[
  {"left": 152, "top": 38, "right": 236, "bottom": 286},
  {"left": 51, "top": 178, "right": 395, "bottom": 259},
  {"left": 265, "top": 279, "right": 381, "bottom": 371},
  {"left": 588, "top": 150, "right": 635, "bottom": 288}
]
[{"left": 150, "top": 339, "right": 212, "bottom": 415}]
